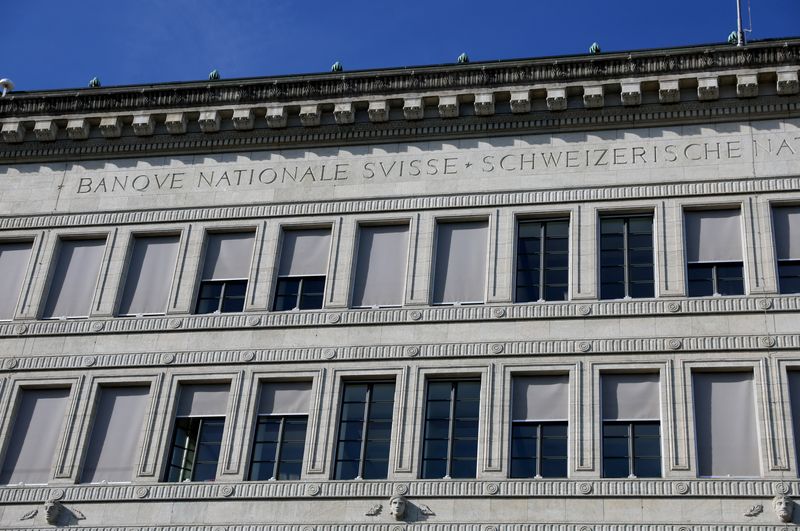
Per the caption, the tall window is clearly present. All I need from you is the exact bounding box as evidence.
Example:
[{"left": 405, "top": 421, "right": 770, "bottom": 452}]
[
  {"left": 351, "top": 225, "right": 409, "bottom": 308},
  {"left": 787, "top": 371, "right": 800, "bottom": 476},
  {"left": 601, "top": 374, "right": 661, "bottom": 478},
  {"left": 599, "top": 216, "right": 654, "bottom": 299},
  {"left": 81, "top": 386, "right": 150, "bottom": 483},
  {"left": 273, "top": 228, "right": 331, "bottom": 311},
  {"left": 510, "top": 375, "right": 569, "bottom": 478},
  {"left": 421, "top": 380, "right": 480, "bottom": 479},
  {"left": 334, "top": 382, "right": 395, "bottom": 480},
  {"left": 773, "top": 206, "right": 800, "bottom": 294},
  {"left": 432, "top": 220, "right": 488, "bottom": 305},
  {"left": 0, "top": 388, "right": 71, "bottom": 484},
  {"left": 684, "top": 209, "right": 744, "bottom": 296},
  {"left": 0, "top": 241, "right": 33, "bottom": 320},
  {"left": 249, "top": 382, "right": 311, "bottom": 481},
  {"left": 119, "top": 235, "right": 180, "bottom": 316},
  {"left": 43, "top": 238, "right": 107, "bottom": 318},
  {"left": 516, "top": 219, "right": 569, "bottom": 302},
  {"left": 692, "top": 371, "right": 759, "bottom": 477},
  {"left": 166, "top": 384, "right": 230, "bottom": 482},
  {"left": 195, "top": 232, "right": 255, "bottom": 314}
]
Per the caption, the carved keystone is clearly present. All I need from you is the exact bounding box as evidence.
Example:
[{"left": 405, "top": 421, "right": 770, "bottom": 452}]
[
  {"left": 473, "top": 92, "right": 495, "bottom": 116},
  {"left": 1, "top": 121, "right": 25, "bottom": 143},
  {"left": 164, "top": 113, "right": 188, "bottom": 134},
  {"left": 231, "top": 108, "right": 255, "bottom": 130},
  {"left": 299, "top": 105, "right": 321, "bottom": 127},
  {"left": 582, "top": 86, "right": 604, "bottom": 108},
  {"left": 620, "top": 82, "right": 641, "bottom": 106},
  {"left": 697, "top": 77, "right": 719, "bottom": 101},
  {"left": 265, "top": 106, "right": 287, "bottom": 128},
  {"left": 198, "top": 110, "right": 221, "bottom": 132},
  {"left": 33, "top": 120, "right": 57, "bottom": 141},
  {"left": 333, "top": 103, "right": 355, "bottom": 124},
  {"left": 368, "top": 101, "right": 389, "bottom": 122},
  {"left": 403, "top": 98, "right": 424, "bottom": 120},
  {"left": 658, "top": 80, "right": 680, "bottom": 103},
  {"left": 736, "top": 74, "right": 758, "bottom": 98},
  {"left": 777, "top": 70, "right": 799, "bottom": 95},
  {"left": 66, "top": 118, "right": 90, "bottom": 140},
  {"left": 132, "top": 114, "right": 155, "bottom": 136},
  {"left": 99, "top": 116, "right": 122, "bottom": 138},
  {"left": 509, "top": 90, "right": 531, "bottom": 113},
  {"left": 546, "top": 88, "right": 567, "bottom": 111},
  {"left": 438, "top": 95, "right": 459, "bottom": 118}
]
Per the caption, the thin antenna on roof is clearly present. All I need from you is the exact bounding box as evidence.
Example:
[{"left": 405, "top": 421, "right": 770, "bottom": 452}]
[{"left": 735, "top": 0, "right": 746, "bottom": 46}]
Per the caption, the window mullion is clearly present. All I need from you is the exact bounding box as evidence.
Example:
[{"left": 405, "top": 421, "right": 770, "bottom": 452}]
[
  {"left": 357, "top": 385, "right": 372, "bottom": 479},
  {"left": 296, "top": 278, "right": 303, "bottom": 310},
  {"left": 190, "top": 418, "right": 202, "bottom": 481},
  {"left": 273, "top": 416, "right": 286, "bottom": 480},
  {"left": 622, "top": 218, "right": 630, "bottom": 298},
  {"left": 628, "top": 423, "right": 636, "bottom": 479},
  {"left": 218, "top": 282, "right": 227, "bottom": 313},
  {"left": 445, "top": 383, "right": 456, "bottom": 479},
  {"left": 538, "top": 224, "right": 546, "bottom": 302},
  {"left": 711, "top": 265, "right": 719, "bottom": 296},
  {"left": 535, "top": 423, "right": 542, "bottom": 478}
]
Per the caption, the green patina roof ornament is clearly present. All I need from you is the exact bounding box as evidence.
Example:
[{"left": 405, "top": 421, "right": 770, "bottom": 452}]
[
  {"left": 331, "top": 61, "right": 343, "bottom": 73},
  {"left": 457, "top": 52, "right": 469, "bottom": 64},
  {"left": 208, "top": 69, "right": 221, "bottom": 81},
  {"left": 728, "top": 30, "right": 740, "bottom": 45},
  {"left": 589, "top": 42, "right": 601, "bottom": 55},
  {"left": 88, "top": 77, "right": 101, "bottom": 88}
]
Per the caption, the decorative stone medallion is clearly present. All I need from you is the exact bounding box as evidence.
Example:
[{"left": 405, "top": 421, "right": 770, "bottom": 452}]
[
  {"left": 667, "top": 302, "right": 681, "bottom": 313},
  {"left": 578, "top": 304, "right": 591, "bottom": 315},
  {"left": 578, "top": 482, "right": 592, "bottom": 494},
  {"left": 220, "top": 485, "right": 234, "bottom": 497},
  {"left": 326, "top": 313, "right": 341, "bottom": 324},
  {"left": 161, "top": 352, "right": 176, "bottom": 365},
  {"left": 135, "top": 486, "right": 149, "bottom": 499},
  {"left": 490, "top": 343, "right": 504, "bottom": 354},
  {"left": 775, "top": 482, "right": 791, "bottom": 495},
  {"left": 674, "top": 482, "right": 690, "bottom": 495},
  {"left": 4, "top": 358, "right": 18, "bottom": 370},
  {"left": 49, "top": 488, "right": 65, "bottom": 501},
  {"left": 485, "top": 482, "right": 499, "bottom": 495},
  {"left": 13, "top": 324, "right": 27, "bottom": 335},
  {"left": 485, "top": 526, "right": 499, "bottom": 531},
  {"left": 757, "top": 298, "right": 773, "bottom": 310},
  {"left": 393, "top": 483, "right": 409, "bottom": 495},
  {"left": 761, "top": 336, "right": 776, "bottom": 348},
  {"left": 668, "top": 339, "right": 683, "bottom": 350},
  {"left": 322, "top": 348, "right": 336, "bottom": 360},
  {"left": 405, "top": 346, "right": 420, "bottom": 357},
  {"left": 306, "top": 484, "right": 321, "bottom": 496},
  {"left": 577, "top": 341, "right": 591, "bottom": 353},
  {"left": 90, "top": 321, "right": 105, "bottom": 332},
  {"left": 246, "top": 316, "right": 261, "bottom": 327},
  {"left": 492, "top": 307, "right": 506, "bottom": 318},
  {"left": 409, "top": 310, "right": 423, "bottom": 321},
  {"left": 82, "top": 356, "right": 96, "bottom": 367},
  {"left": 167, "top": 318, "right": 182, "bottom": 329}
]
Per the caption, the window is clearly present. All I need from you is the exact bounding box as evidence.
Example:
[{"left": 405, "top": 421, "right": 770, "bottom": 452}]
[
  {"left": 118, "top": 235, "right": 180, "bottom": 316},
  {"left": 0, "top": 241, "right": 33, "bottom": 320},
  {"left": 273, "top": 228, "right": 331, "bottom": 311},
  {"left": 0, "top": 388, "right": 71, "bottom": 484},
  {"left": 421, "top": 380, "right": 480, "bottom": 479},
  {"left": 684, "top": 210, "right": 744, "bottom": 296},
  {"left": 166, "top": 384, "right": 230, "bottom": 482},
  {"left": 249, "top": 382, "right": 311, "bottom": 481},
  {"left": 516, "top": 219, "right": 569, "bottom": 302},
  {"left": 81, "top": 386, "right": 150, "bottom": 483},
  {"left": 195, "top": 232, "right": 255, "bottom": 314},
  {"left": 692, "top": 371, "right": 759, "bottom": 477},
  {"left": 351, "top": 225, "right": 409, "bottom": 308},
  {"left": 599, "top": 216, "right": 654, "bottom": 299},
  {"left": 787, "top": 371, "right": 800, "bottom": 476},
  {"left": 510, "top": 375, "right": 569, "bottom": 478},
  {"left": 773, "top": 206, "right": 800, "bottom": 294},
  {"left": 432, "top": 220, "right": 488, "bottom": 305},
  {"left": 42, "top": 238, "right": 106, "bottom": 318},
  {"left": 334, "top": 382, "right": 395, "bottom": 480},
  {"left": 601, "top": 374, "right": 661, "bottom": 478}
]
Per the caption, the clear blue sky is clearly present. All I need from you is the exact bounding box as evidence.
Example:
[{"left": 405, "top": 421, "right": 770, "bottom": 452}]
[{"left": 4, "top": 0, "right": 799, "bottom": 92}]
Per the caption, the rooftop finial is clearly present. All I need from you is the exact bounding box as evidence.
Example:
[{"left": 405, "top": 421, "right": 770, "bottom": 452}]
[
  {"left": 0, "top": 78, "right": 14, "bottom": 97},
  {"left": 208, "top": 69, "right": 221, "bottom": 81},
  {"left": 457, "top": 52, "right": 469, "bottom": 64},
  {"left": 589, "top": 42, "right": 601, "bottom": 55},
  {"left": 88, "top": 77, "right": 101, "bottom": 88},
  {"left": 331, "top": 61, "right": 343, "bottom": 73}
]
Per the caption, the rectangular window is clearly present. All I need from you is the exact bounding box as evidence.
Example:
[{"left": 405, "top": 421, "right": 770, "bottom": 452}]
[
  {"left": 684, "top": 210, "right": 744, "bottom": 296},
  {"left": 599, "top": 216, "right": 654, "bottom": 300},
  {"left": 81, "top": 386, "right": 150, "bottom": 483},
  {"left": 516, "top": 220, "right": 569, "bottom": 302},
  {"left": 601, "top": 374, "right": 661, "bottom": 478},
  {"left": 773, "top": 206, "right": 800, "bottom": 294},
  {"left": 510, "top": 375, "right": 569, "bottom": 478},
  {"left": 692, "top": 371, "right": 759, "bottom": 477},
  {"left": 119, "top": 235, "right": 180, "bottom": 316},
  {"left": 42, "top": 238, "right": 106, "bottom": 318},
  {"left": 249, "top": 382, "right": 311, "bottom": 481},
  {"left": 0, "top": 388, "right": 71, "bottom": 484},
  {"left": 166, "top": 383, "right": 230, "bottom": 482},
  {"left": 195, "top": 232, "right": 255, "bottom": 314},
  {"left": 273, "top": 228, "right": 331, "bottom": 311},
  {"left": 432, "top": 221, "right": 488, "bottom": 305},
  {"left": 787, "top": 371, "right": 800, "bottom": 476},
  {"left": 421, "top": 380, "right": 480, "bottom": 479},
  {"left": 352, "top": 225, "right": 409, "bottom": 308},
  {"left": 0, "top": 241, "right": 33, "bottom": 320},
  {"left": 334, "top": 381, "right": 395, "bottom": 480}
]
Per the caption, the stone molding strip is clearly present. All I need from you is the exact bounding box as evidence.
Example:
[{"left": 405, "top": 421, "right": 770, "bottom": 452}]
[
  {"left": 0, "top": 175, "right": 798, "bottom": 233},
  {"left": 4, "top": 526, "right": 793, "bottom": 531},
  {"left": 2, "top": 333, "right": 798, "bottom": 373}
]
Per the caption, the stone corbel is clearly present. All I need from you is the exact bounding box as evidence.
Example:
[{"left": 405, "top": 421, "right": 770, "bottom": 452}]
[
  {"left": 232, "top": 108, "right": 255, "bottom": 130},
  {"left": 367, "top": 101, "right": 389, "bottom": 122},
  {"left": 546, "top": 88, "right": 567, "bottom": 111},
  {"left": 736, "top": 74, "right": 758, "bottom": 98},
  {"left": 164, "top": 113, "right": 188, "bottom": 134},
  {"left": 333, "top": 103, "right": 355, "bottom": 124},
  {"left": 777, "top": 69, "right": 799, "bottom": 95},
  {"left": 198, "top": 110, "right": 221, "bottom": 132},
  {"left": 33, "top": 120, "right": 57, "bottom": 141},
  {"left": 403, "top": 98, "right": 424, "bottom": 120},
  {"left": 438, "top": 95, "right": 459, "bottom": 118},
  {"left": 697, "top": 76, "right": 719, "bottom": 100},
  {"left": 299, "top": 105, "right": 321, "bottom": 127},
  {"left": 1, "top": 121, "right": 25, "bottom": 143},
  {"left": 99, "top": 116, "right": 122, "bottom": 138},
  {"left": 131, "top": 114, "right": 155, "bottom": 136},
  {"left": 658, "top": 79, "right": 680, "bottom": 103},
  {"left": 620, "top": 82, "right": 641, "bottom": 106},
  {"left": 66, "top": 118, "right": 90, "bottom": 140},
  {"left": 473, "top": 92, "right": 495, "bottom": 116},
  {"left": 582, "top": 85, "right": 604, "bottom": 108},
  {"left": 509, "top": 90, "right": 531, "bottom": 113},
  {"left": 265, "top": 106, "right": 287, "bottom": 128}
]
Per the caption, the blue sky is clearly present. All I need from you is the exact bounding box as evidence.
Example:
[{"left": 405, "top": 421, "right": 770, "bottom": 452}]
[{"left": 4, "top": 0, "right": 799, "bottom": 92}]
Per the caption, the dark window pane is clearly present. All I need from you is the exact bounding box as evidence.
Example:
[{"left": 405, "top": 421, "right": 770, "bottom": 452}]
[
  {"left": 427, "top": 382, "right": 452, "bottom": 400},
  {"left": 634, "top": 437, "right": 661, "bottom": 457},
  {"left": 510, "top": 458, "right": 536, "bottom": 478},
  {"left": 634, "top": 423, "right": 660, "bottom": 437},
  {"left": 634, "top": 458, "right": 661, "bottom": 478},
  {"left": 540, "top": 458, "right": 568, "bottom": 478},
  {"left": 541, "top": 436, "right": 567, "bottom": 458},
  {"left": 369, "top": 402, "right": 394, "bottom": 419},
  {"left": 603, "top": 458, "right": 629, "bottom": 478},
  {"left": 252, "top": 442, "right": 278, "bottom": 462},
  {"left": 449, "top": 458, "right": 476, "bottom": 478},
  {"left": 422, "top": 459, "right": 447, "bottom": 479},
  {"left": 456, "top": 381, "right": 481, "bottom": 400},
  {"left": 249, "top": 461, "right": 275, "bottom": 480},
  {"left": 424, "top": 420, "right": 450, "bottom": 439},
  {"left": 192, "top": 463, "right": 217, "bottom": 481},
  {"left": 371, "top": 383, "right": 395, "bottom": 402},
  {"left": 362, "top": 460, "right": 389, "bottom": 480},
  {"left": 337, "top": 441, "right": 362, "bottom": 460},
  {"left": 603, "top": 424, "right": 629, "bottom": 437},
  {"left": 338, "top": 420, "right": 364, "bottom": 440},
  {"left": 687, "top": 264, "right": 714, "bottom": 297},
  {"left": 366, "top": 421, "right": 392, "bottom": 441},
  {"left": 335, "top": 460, "right": 359, "bottom": 480},
  {"left": 451, "top": 439, "right": 477, "bottom": 459},
  {"left": 273, "top": 278, "right": 300, "bottom": 311},
  {"left": 512, "top": 436, "right": 536, "bottom": 457},
  {"left": 423, "top": 440, "right": 449, "bottom": 459},
  {"left": 603, "top": 437, "right": 629, "bottom": 458},
  {"left": 278, "top": 461, "right": 302, "bottom": 480},
  {"left": 426, "top": 400, "right": 451, "bottom": 420},
  {"left": 221, "top": 296, "right": 245, "bottom": 313}
]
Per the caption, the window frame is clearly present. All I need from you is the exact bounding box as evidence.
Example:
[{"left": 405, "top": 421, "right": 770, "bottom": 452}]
[
  {"left": 514, "top": 217, "right": 570, "bottom": 303},
  {"left": 248, "top": 414, "right": 308, "bottom": 481},
  {"left": 509, "top": 420, "right": 569, "bottom": 478},
  {"left": 195, "top": 278, "right": 248, "bottom": 314},
  {"left": 598, "top": 214, "right": 655, "bottom": 300},
  {"left": 272, "top": 275, "right": 326, "bottom": 311},
  {"left": 601, "top": 420, "right": 662, "bottom": 478},
  {"left": 166, "top": 416, "right": 225, "bottom": 482}
]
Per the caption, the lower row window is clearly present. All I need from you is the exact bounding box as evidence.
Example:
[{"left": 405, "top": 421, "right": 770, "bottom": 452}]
[{"left": 421, "top": 380, "right": 480, "bottom": 479}]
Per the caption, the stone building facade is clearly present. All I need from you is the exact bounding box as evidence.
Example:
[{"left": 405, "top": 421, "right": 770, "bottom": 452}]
[{"left": 0, "top": 38, "right": 799, "bottom": 530}]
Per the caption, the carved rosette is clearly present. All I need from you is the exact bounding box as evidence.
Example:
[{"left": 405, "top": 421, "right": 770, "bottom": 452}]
[
  {"left": 578, "top": 482, "right": 593, "bottom": 494},
  {"left": 246, "top": 316, "right": 261, "bottom": 327},
  {"left": 326, "top": 313, "right": 341, "bottom": 324},
  {"left": 306, "top": 483, "right": 321, "bottom": 496},
  {"left": 242, "top": 350, "right": 256, "bottom": 362},
  {"left": 667, "top": 302, "right": 681, "bottom": 313},
  {"left": 674, "top": 482, "right": 690, "bottom": 495},
  {"left": 577, "top": 305, "right": 591, "bottom": 316},
  {"left": 220, "top": 485, "right": 234, "bottom": 497},
  {"left": 774, "top": 482, "right": 791, "bottom": 495},
  {"left": 485, "top": 482, "right": 499, "bottom": 495},
  {"left": 577, "top": 341, "right": 592, "bottom": 353},
  {"left": 761, "top": 336, "right": 776, "bottom": 348},
  {"left": 405, "top": 346, "right": 420, "bottom": 357},
  {"left": 82, "top": 356, "right": 96, "bottom": 367},
  {"left": 393, "top": 483, "right": 409, "bottom": 495},
  {"left": 668, "top": 339, "right": 683, "bottom": 350},
  {"left": 322, "top": 348, "right": 336, "bottom": 360},
  {"left": 490, "top": 343, "right": 504, "bottom": 354},
  {"left": 492, "top": 307, "right": 506, "bottom": 318},
  {"left": 90, "top": 321, "right": 105, "bottom": 332},
  {"left": 4, "top": 358, "right": 18, "bottom": 370},
  {"left": 409, "top": 310, "right": 423, "bottom": 321},
  {"left": 757, "top": 298, "right": 773, "bottom": 310},
  {"left": 135, "top": 486, "right": 150, "bottom": 499},
  {"left": 161, "top": 352, "right": 176, "bottom": 365}
]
